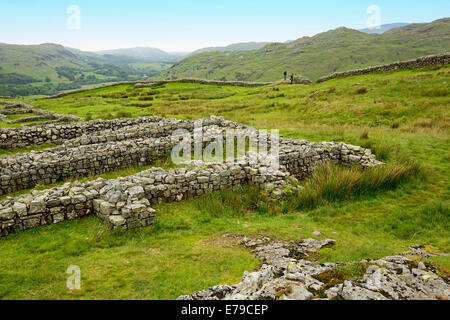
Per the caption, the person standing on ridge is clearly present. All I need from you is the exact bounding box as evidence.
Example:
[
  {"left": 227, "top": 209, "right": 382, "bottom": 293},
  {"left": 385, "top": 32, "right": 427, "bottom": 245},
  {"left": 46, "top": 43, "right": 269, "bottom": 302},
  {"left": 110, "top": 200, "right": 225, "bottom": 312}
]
[
  {"left": 284, "top": 71, "right": 287, "bottom": 81},
  {"left": 290, "top": 74, "right": 294, "bottom": 84}
]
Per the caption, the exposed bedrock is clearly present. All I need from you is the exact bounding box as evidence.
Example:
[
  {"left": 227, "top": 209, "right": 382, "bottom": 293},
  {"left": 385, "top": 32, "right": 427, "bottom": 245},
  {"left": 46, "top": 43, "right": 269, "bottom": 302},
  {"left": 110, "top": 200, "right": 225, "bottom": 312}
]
[{"left": 178, "top": 236, "right": 450, "bottom": 300}]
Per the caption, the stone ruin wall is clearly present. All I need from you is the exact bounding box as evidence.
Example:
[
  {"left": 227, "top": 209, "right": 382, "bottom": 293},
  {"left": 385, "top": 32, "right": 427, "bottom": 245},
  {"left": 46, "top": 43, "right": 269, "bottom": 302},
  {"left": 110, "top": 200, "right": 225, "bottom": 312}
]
[
  {"left": 0, "top": 116, "right": 170, "bottom": 149},
  {"left": 0, "top": 117, "right": 246, "bottom": 194},
  {"left": 0, "top": 100, "right": 83, "bottom": 125},
  {"left": 0, "top": 116, "right": 383, "bottom": 237},
  {"left": 316, "top": 53, "right": 450, "bottom": 83},
  {"left": 134, "top": 78, "right": 273, "bottom": 88},
  {"left": 37, "top": 81, "right": 140, "bottom": 100},
  {"left": 0, "top": 116, "right": 379, "bottom": 196},
  {"left": 36, "top": 79, "right": 273, "bottom": 100}
]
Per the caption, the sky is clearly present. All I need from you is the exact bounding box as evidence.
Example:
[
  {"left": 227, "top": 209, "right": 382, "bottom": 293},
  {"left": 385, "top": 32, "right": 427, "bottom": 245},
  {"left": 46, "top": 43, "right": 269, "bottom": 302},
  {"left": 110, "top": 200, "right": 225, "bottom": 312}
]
[{"left": 0, "top": 0, "right": 449, "bottom": 52}]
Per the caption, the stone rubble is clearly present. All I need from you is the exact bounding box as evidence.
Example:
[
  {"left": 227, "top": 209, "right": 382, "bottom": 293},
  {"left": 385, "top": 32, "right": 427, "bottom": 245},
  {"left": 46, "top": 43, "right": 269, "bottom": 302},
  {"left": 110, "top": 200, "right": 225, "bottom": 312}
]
[{"left": 178, "top": 236, "right": 450, "bottom": 301}]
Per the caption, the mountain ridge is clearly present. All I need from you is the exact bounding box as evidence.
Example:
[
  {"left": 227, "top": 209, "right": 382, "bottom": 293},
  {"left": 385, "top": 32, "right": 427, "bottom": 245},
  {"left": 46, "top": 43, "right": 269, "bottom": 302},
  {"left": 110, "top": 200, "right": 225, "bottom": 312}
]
[
  {"left": 157, "top": 18, "right": 450, "bottom": 82},
  {"left": 358, "top": 23, "right": 411, "bottom": 34}
]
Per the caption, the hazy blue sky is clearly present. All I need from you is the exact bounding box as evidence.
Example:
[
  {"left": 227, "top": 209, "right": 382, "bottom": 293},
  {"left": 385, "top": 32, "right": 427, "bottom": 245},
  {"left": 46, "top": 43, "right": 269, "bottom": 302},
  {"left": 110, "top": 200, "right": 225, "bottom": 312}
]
[{"left": 1, "top": 0, "right": 449, "bottom": 52}]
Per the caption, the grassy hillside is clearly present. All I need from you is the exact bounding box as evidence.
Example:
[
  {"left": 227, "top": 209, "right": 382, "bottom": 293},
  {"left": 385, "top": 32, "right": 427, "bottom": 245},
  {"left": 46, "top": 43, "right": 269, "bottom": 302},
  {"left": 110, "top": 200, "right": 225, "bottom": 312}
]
[
  {"left": 359, "top": 23, "right": 411, "bottom": 34},
  {"left": 190, "top": 42, "right": 269, "bottom": 55},
  {"left": 0, "top": 44, "right": 172, "bottom": 97},
  {"left": 96, "top": 47, "right": 186, "bottom": 62},
  {"left": 158, "top": 18, "right": 450, "bottom": 82},
  {"left": 0, "top": 43, "right": 93, "bottom": 81},
  {"left": 0, "top": 65, "right": 448, "bottom": 299}
]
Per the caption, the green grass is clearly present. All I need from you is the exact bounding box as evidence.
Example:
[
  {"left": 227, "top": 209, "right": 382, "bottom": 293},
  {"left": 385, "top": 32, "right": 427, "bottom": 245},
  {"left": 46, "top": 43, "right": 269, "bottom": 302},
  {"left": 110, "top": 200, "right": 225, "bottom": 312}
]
[
  {"left": 0, "top": 143, "right": 56, "bottom": 156},
  {"left": 27, "top": 65, "right": 449, "bottom": 130},
  {"left": 0, "top": 65, "right": 449, "bottom": 299},
  {"left": 0, "top": 216, "right": 259, "bottom": 299},
  {"left": 4, "top": 113, "right": 39, "bottom": 121}
]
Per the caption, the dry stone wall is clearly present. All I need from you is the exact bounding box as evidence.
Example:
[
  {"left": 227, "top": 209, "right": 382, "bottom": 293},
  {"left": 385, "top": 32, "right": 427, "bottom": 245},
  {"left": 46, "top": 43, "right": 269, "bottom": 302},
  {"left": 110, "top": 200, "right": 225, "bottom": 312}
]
[
  {"left": 0, "top": 100, "right": 83, "bottom": 124},
  {"left": 0, "top": 117, "right": 381, "bottom": 195},
  {"left": 0, "top": 114, "right": 244, "bottom": 149},
  {"left": 37, "top": 81, "right": 139, "bottom": 100},
  {"left": 0, "top": 117, "right": 248, "bottom": 194},
  {"left": 135, "top": 79, "right": 273, "bottom": 88},
  {"left": 0, "top": 116, "right": 383, "bottom": 237},
  {"left": 37, "top": 79, "right": 272, "bottom": 100},
  {"left": 0, "top": 116, "right": 166, "bottom": 149},
  {"left": 316, "top": 53, "right": 450, "bottom": 83}
]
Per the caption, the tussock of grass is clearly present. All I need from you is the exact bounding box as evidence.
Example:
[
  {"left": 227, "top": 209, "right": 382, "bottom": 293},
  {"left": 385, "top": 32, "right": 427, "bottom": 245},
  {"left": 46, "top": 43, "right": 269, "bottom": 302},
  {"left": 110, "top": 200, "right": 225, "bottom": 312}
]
[
  {"left": 360, "top": 140, "right": 401, "bottom": 162},
  {"left": 359, "top": 128, "right": 369, "bottom": 139},
  {"left": 127, "top": 102, "right": 153, "bottom": 108},
  {"left": 189, "top": 159, "right": 420, "bottom": 218},
  {"left": 138, "top": 96, "right": 154, "bottom": 101},
  {"left": 194, "top": 186, "right": 265, "bottom": 218},
  {"left": 354, "top": 87, "right": 368, "bottom": 95},
  {"left": 116, "top": 111, "right": 133, "bottom": 118},
  {"left": 101, "top": 93, "right": 128, "bottom": 99},
  {"left": 295, "top": 161, "right": 420, "bottom": 210}
]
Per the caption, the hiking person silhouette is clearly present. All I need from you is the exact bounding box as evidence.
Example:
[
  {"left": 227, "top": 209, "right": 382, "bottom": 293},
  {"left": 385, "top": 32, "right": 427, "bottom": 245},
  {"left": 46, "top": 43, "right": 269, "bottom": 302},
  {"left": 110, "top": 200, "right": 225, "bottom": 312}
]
[
  {"left": 284, "top": 71, "right": 287, "bottom": 81},
  {"left": 290, "top": 74, "right": 294, "bottom": 84}
]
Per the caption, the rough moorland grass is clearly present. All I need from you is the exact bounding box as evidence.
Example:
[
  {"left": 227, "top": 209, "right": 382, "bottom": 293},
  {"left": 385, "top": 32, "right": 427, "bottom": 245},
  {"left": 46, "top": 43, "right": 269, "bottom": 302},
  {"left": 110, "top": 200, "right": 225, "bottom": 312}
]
[
  {"left": 27, "top": 65, "right": 449, "bottom": 131},
  {"left": 294, "top": 161, "right": 421, "bottom": 210}
]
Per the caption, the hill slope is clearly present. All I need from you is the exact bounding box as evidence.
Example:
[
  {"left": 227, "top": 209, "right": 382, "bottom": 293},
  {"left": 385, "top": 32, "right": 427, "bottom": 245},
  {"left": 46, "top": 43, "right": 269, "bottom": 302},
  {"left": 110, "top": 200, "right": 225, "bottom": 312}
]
[
  {"left": 0, "top": 43, "right": 173, "bottom": 97},
  {"left": 96, "top": 47, "right": 186, "bottom": 62},
  {"left": 190, "top": 42, "right": 269, "bottom": 55},
  {"left": 158, "top": 18, "right": 450, "bottom": 82},
  {"left": 359, "top": 23, "right": 411, "bottom": 34},
  {"left": 0, "top": 43, "right": 92, "bottom": 82}
]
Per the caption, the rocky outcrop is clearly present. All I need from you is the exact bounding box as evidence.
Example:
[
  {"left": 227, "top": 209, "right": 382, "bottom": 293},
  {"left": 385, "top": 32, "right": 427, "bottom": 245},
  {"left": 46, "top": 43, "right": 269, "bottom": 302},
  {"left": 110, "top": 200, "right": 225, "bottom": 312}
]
[
  {"left": 293, "top": 76, "right": 312, "bottom": 85},
  {"left": 316, "top": 53, "right": 450, "bottom": 83},
  {"left": 178, "top": 236, "right": 450, "bottom": 300}
]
